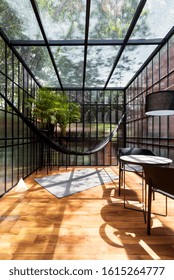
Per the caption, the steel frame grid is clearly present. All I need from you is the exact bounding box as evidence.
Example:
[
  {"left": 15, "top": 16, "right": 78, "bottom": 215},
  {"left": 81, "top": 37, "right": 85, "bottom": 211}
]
[
  {"left": 41, "top": 89, "right": 123, "bottom": 168},
  {"left": 125, "top": 33, "right": 174, "bottom": 161},
  {"left": 0, "top": 0, "right": 166, "bottom": 92},
  {"left": 0, "top": 39, "right": 42, "bottom": 197},
  {"left": 1, "top": 0, "right": 174, "bottom": 92},
  {"left": 1, "top": 0, "right": 174, "bottom": 194},
  {"left": 29, "top": 0, "right": 147, "bottom": 91}
]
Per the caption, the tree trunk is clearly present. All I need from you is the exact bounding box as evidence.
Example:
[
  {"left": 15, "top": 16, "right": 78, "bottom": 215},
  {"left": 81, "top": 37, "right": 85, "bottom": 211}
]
[{"left": 60, "top": 125, "right": 67, "bottom": 137}]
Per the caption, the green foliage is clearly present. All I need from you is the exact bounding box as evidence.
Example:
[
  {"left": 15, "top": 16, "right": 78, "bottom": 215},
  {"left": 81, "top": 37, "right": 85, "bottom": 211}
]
[
  {"left": 55, "top": 93, "right": 81, "bottom": 136},
  {"left": 27, "top": 88, "right": 58, "bottom": 128},
  {"left": 27, "top": 88, "right": 81, "bottom": 136},
  {"left": 0, "top": 0, "right": 24, "bottom": 39}
]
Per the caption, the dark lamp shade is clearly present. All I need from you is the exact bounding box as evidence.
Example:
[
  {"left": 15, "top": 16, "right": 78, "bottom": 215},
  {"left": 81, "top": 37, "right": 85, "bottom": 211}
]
[{"left": 145, "top": 91, "right": 174, "bottom": 116}]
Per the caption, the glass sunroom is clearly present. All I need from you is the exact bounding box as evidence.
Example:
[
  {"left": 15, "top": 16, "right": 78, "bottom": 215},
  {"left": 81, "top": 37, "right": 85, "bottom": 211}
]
[
  {"left": 0, "top": 0, "right": 174, "bottom": 260},
  {"left": 1, "top": 0, "right": 174, "bottom": 196}
]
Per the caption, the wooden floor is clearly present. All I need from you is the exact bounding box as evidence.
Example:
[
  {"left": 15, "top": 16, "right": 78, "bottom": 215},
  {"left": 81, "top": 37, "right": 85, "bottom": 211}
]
[{"left": 0, "top": 166, "right": 174, "bottom": 260}]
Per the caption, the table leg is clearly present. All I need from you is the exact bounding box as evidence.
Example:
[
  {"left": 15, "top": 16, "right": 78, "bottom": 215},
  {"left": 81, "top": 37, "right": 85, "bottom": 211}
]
[{"left": 123, "top": 165, "right": 146, "bottom": 223}]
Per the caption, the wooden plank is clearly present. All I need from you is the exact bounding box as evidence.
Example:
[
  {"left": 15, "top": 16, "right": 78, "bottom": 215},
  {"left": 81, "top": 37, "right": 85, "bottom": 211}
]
[{"left": 0, "top": 166, "right": 174, "bottom": 260}]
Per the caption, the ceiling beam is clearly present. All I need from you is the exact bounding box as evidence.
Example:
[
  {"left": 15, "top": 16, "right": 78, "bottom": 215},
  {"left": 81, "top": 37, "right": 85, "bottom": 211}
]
[
  {"left": 103, "top": 0, "right": 147, "bottom": 90},
  {"left": 0, "top": 27, "right": 41, "bottom": 87},
  {"left": 30, "top": 0, "right": 64, "bottom": 91},
  {"left": 10, "top": 38, "right": 162, "bottom": 46},
  {"left": 125, "top": 26, "right": 174, "bottom": 90},
  {"left": 82, "top": 0, "right": 91, "bottom": 91},
  {"left": 44, "top": 87, "right": 124, "bottom": 91}
]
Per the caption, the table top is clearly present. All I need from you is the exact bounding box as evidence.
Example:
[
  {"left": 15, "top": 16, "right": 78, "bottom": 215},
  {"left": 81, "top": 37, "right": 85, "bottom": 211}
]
[{"left": 120, "top": 155, "right": 172, "bottom": 166}]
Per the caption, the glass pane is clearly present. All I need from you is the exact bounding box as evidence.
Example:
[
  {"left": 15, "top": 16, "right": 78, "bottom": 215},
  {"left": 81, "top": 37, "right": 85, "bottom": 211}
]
[
  {"left": 37, "top": 0, "right": 86, "bottom": 40},
  {"left": 13, "top": 114, "right": 19, "bottom": 141},
  {"left": 13, "top": 145, "right": 19, "bottom": 184},
  {"left": 0, "top": 37, "right": 5, "bottom": 74},
  {"left": 169, "top": 35, "right": 174, "bottom": 73},
  {"left": 13, "top": 85, "right": 20, "bottom": 110},
  {"left": 0, "top": 148, "right": 5, "bottom": 195},
  {"left": 152, "top": 53, "right": 160, "bottom": 84},
  {"left": 7, "top": 113, "right": 12, "bottom": 139},
  {"left": 0, "top": 0, "right": 43, "bottom": 40},
  {"left": 89, "top": 0, "right": 140, "bottom": 39},
  {"left": 7, "top": 47, "right": 13, "bottom": 79},
  {"left": 15, "top": 46, "right": 60, "bottom": 87},
  {"left": 7, "top": 79, "right": 13, "bottom": 112},
  {"left": 0, "top": 111, "right": 5, "bottom": 147},
  {"left": 131, "top": 0, "right": 174, "bottom": 39},
  {"left": 0, "top": 74, "right": 5, "bottom": 109},
  {"left": 160, "top": 44, "right": 168, "bottom": 78},
  {"left": 23, "top": 144, "right": 28, "bottom": 177},
  {"left": 169, "top": 72, "right": 174, "bottom": 90},
  {"left": 51, "top": 46, "right": 84, "bottom": 87},
  {"left": 19, "top": 63, "right": 24, "bottom": 86},
  {"left": 108, "top": 45, "right": 157, "bottom": 87},
  {"left": 86, "top": 45, "right": 120, "bottom": 87},
  {"left": 14, "top": 56, "right": 19, "bottom": 85},
  {"left": 18, "top": 145, "right": 24, "bottom": 178},
  {"left": 6, "top": 146, "right": 12, "bottom": 191}
]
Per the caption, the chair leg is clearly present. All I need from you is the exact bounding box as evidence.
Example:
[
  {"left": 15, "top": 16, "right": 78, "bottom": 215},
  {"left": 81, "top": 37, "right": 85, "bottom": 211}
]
[
  {"left": 143, "top": 179, "right": 147, "bottom": 224},
  {"left": 152, "top": 191, "right": 155, "bottom": 200},
  {"left": 147, "top": 185, "right": 152, "bottom": 235},
  {"left": 141, "top": 175, "right": 147, "bottom": 223},
  {"left": 165, "top": 196, "right": 168, "bottom": 216},
  {"left": 118, "top": 165, "right": 123, "bottom": 196}
]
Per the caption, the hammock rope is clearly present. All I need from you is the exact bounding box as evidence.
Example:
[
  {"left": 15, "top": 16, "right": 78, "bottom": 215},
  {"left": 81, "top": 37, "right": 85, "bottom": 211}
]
[{"left": 0, "top": 92, "right": 125, "bottom": 155}]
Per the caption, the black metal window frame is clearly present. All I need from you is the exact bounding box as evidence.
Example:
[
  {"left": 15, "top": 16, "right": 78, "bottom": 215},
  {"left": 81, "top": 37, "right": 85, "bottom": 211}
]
[
  {"left": 0, "top": 37, "right": 42, "bottom": 197},
  {"left": 125, "top": 32, "right": 174, "bottom": 164},
  {"left": 1, "top": 0, "right": 174, "bottom": 196},
  {"left": 42, "top": 90, "right": 124, "bottom": 168},
  {"left": 0, "top": 0, "right": 169, "bottom": 92}
]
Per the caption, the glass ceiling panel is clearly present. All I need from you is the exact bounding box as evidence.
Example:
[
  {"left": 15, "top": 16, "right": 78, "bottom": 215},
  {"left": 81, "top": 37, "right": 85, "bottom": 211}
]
[
  {"left": 0, "top": 0, "right": 173, "bottom": 90},
  {"left": 108, "top": 45, "right": 158, "bottom": 88},
  {"left": 89, "top": 0, "right": 141, "bottom": 39},
  {"left": 36, "top": 0, "right": 86, "bottom": 40},
  {"left": 15, "top": 46, "right": 60, "bottom": 87},
  {"left": 0, "top": 0, "right": 43, "bottom": 40},
  {"left": 131, "top": 0, "right": 174, "bottom": 39},
  {"left": 51, "top": 46, "right": 84, "bottom": 88},
  {"left": 85, "top": 45, "right": 120, "bottom": 88}
]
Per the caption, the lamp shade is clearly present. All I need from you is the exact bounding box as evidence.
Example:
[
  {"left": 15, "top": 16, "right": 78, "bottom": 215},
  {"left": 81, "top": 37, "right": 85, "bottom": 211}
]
[{"left": 145, "top": 91, "right": 174, "bottom": 116}]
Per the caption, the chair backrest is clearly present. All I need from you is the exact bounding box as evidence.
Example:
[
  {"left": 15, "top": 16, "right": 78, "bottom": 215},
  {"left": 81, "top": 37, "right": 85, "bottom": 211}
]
[
  {"left": 143, "top": 165, "right": 174, "bottom": 198},
  {"left": 119, "top": 147, "right": 156, "bottom": 157}
]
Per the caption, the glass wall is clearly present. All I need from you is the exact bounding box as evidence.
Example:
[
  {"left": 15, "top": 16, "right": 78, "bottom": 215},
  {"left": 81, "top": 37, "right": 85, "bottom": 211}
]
[
  {"left": 44, "top": 90, "right": 124, "bottom": 167},
  {"left": 125, "top": 34, "right": 174, "bottom": 163},
  {"left": 0, "top": 36, "right": 42, "bottom": 197},
  {"left": 0, "top": 31, "right": 125, "bottom": 197}
]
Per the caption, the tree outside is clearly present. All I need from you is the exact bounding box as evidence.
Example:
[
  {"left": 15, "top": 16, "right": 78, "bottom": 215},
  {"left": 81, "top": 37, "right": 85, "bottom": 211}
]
[{"left": 27, "top": 88, "right": 81, "bottom": 138}]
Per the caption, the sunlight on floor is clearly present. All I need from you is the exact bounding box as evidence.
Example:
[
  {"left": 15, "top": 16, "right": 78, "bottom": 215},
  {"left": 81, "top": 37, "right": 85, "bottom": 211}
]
[{"left": 139, "top": 240, "right": 160, "bottom": 260}]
